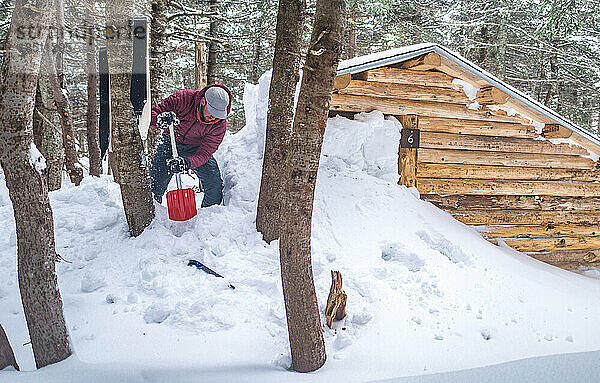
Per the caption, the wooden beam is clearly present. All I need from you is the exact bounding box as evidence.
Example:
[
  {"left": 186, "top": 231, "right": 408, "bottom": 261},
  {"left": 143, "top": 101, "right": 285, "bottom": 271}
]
[
  {"left": 542, "top": 124, "right": 573, "bottom": 139},
  {"left": 334, "top": 73, "right": 352, "bottom": 90},
  {"left": 451, "top": 209, "right": 600, "bottom": 225},
  {"left": 355, "top": 68, "right": 458, "bottom": 88},
  {"left": 418, "top": 148, "right": 596, "bottom": 169},
  {"left": 398, "top": 115, "right": 419, "bottom": 188},
  {"left": 419, "top": 131, "right": 588, "bottom": 156},
  {"left": 422, "top": 194, "right": 600, "bottom": 211},
  {"left": 483, "top": 224, "right": 600, "bottom": 238},
  {"left": 417, "top": 116, "right": 537, "bottom": 138},
  {"left": 417, "top": 163, "right": 599, "bottom": 181},
  {"left": 417, "top": 178, "right": 600, "bottom": 197},
  {"left": 526, "top": 249, "right": 600, "bottom": 270},
  {"left": 330, "top": 93, "right": 530, "bottom": 124},
  {"left": 339, "top": 80, "right": 471, "bottom": 104},
  {"left": 436, "top": 54, "right": 489, "bottom": 87},
  {"left": 400, "top": 52, "right": 442, "bottom": 71},
  {"left": 476, "top": 86, "right": 509, "bottom": 105},
  {"left": 570, "top": 132, "right": 600, "bottom": 157},
  {"left": 497, "top": 236, "right": 600, "bottom": 253},
  {"left": 502, "top": 99, "right": 556, "bottom": 125}
]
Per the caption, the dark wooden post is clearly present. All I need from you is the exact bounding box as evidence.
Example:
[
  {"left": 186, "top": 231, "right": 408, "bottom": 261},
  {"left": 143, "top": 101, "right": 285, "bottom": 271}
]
[{"left": 398, "top": 114, "right": 419, "bottom": 188}]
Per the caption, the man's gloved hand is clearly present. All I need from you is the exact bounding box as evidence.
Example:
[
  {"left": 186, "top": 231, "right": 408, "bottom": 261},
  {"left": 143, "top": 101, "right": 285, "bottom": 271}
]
[
  {"left": 156, "top": 111, "right": 179, "bottom": 129},
  {"left": 167, "top": 156, "right": 189, "bottom": 173}
]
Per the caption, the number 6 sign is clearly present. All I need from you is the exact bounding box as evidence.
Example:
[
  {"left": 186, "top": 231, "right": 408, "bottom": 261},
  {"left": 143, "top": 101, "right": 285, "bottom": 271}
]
[{"left": 401, "top": 128, "right": 420, "bottom": 148}]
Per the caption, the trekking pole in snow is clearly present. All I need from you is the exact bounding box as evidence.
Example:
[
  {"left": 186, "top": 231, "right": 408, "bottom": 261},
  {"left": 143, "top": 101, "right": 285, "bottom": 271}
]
[{"left": 188, "top": 260, "right": 235, "bottom": 289}]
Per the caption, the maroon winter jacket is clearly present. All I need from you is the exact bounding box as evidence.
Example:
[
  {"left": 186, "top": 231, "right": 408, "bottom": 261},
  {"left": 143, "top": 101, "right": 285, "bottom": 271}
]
[{"left": 150, "top": 84, "right": 232, "bottom": 168}]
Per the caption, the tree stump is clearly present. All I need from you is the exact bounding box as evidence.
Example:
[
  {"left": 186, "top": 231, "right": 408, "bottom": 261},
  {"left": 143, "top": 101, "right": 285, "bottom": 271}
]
[
  {"left": 325, "top": 270, "right": 347, "bottom": 328},
  {"left": 0, "top": 324, "right": 19, "bottom": 371}
]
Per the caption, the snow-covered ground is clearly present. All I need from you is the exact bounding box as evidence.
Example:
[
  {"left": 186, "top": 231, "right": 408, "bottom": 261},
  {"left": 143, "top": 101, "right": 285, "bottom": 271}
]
[{"left": 2, "top": 73, "right": 600, "bottom": 382}]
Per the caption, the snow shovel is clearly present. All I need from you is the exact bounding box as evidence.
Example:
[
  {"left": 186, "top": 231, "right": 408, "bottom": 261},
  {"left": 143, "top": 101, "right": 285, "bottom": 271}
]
[{"left": 166, "top": 120, "right": 197, "bottom": 221}]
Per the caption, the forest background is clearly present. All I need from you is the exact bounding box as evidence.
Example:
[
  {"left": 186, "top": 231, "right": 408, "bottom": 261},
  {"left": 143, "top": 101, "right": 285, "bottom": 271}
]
[{"left": 0, "top": 0, "right": 598, "bottom": 143}]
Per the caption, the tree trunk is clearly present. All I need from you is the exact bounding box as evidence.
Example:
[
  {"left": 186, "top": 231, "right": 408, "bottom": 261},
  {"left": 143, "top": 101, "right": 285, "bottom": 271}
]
[
  {"left": 0, "top": 324, "right": 19, "bottom": 371},
  {"left": 195, "top": 42, "right": 207, "bottom": 90},
  {"left": 478, "top": 26, "right": 487, "bottom": 65},
  {"left": 345, "top": 10, "right": 356, "bottom": 59},
  {"left": 279, "top": 0, "right": 345, "bottom": 373},
  {"left": 34, "top": 74, "right": 64, "bottom": 191},
  {"left": 46, "top": 40, "right": 84, "bottom": 186},
  {"left": 250, "top": 36, "right": 262, "bottom": 84},
  {"left": 0, "top": 0, "right": 72, "bottom": 369},
  {"left": 256, "top": 0, "right": 306, "bottom": 243},
  {"left": 85, "top": 0, "right": 101, "bottom": 177},
  {"left": 148, "top": 0, "right": 169, "bottom": 158},
  {"left": 106, "top": 0, "right": 155, "bottom": 237},
  {"left": 545, "top": 53, "right": 557, "bottom": 107},
  {"left": 535, "top": 50, "right": 545, "bottom": 101},
  {"left": 207, "top": 0, "right": 218, "bottom": 85},
  {"left": 55, "top": 0, "right": 65, "bottom": 88},
  {"left": 497, "top": 9, "right": 508, "bottom": 81}
]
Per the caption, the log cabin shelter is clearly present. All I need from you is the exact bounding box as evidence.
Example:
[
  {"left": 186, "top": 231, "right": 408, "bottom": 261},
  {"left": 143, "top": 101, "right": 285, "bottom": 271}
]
[{"left": 330, "top": 43, "right": 600, "bottom": 270}]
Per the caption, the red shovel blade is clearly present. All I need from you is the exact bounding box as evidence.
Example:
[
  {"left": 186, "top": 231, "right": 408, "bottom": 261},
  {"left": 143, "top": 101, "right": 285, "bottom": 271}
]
[{"left": 166, "top": 188, "right": 197, "bottom": 221}]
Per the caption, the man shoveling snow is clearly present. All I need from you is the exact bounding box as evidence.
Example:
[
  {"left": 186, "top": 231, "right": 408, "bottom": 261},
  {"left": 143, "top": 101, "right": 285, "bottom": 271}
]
[{"left": 149, "top": 84, "right": 233, "bottom": 207}]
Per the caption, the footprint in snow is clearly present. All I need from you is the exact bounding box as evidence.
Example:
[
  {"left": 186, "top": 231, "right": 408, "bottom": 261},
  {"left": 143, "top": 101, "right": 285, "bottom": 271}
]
[
  {"left": 380, "top": 242, "right": 425, "bottom": 272},
  {"left": 416, "top": 230, "right": 473, "bottom": 266}
]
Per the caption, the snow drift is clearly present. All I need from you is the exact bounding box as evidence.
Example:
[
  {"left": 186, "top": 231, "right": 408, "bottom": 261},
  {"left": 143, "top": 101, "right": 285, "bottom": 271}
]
[{"left": 1, "top": 72, "right": 600, "bottom": 382}]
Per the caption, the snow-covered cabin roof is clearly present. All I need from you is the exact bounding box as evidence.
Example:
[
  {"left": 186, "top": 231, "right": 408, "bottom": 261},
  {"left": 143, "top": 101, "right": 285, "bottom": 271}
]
[{"left": 337, "top": 43, "right": 600, "bottom": 150}]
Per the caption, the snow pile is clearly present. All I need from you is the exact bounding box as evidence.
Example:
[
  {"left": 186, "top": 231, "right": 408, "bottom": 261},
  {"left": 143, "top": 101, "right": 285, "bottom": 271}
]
[
  {"left": 28, "top": 142, "right": 47, "bottom": 173},
  {"left": 323, "top": 111, "right": 401, "bottom": 183},
  {"left": 2, "top": 74, "right": 600, "bottom": 382},
  {"left": 452, "top": 78, "right": 481, "bottom": 110}
]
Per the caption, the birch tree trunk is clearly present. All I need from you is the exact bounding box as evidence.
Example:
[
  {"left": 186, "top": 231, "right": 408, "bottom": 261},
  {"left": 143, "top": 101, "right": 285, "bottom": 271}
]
[
  {"left": 46, "top": 40, "right": 84, "bottom": 186},
  {"left": 256, "top": 0, "right": 306, "bottom": 243},
  {"left": 148, "top": 0, "right": 168, "bottom": 157},
  {"left": 52, "top": 0, "right": 83, "bottom": 185},
  {"left": 279, "top": 0, "right": 345, "bottom": 373},
  {"left": 0, "top": 0, "right": 71, "bottom": 369},
  {"left": 85, "top": 0, "right": 101, "bottom": 177},
  {"left": 106, "top": 0, "right": 155, "bottom": 237},
  {"left": 34, "top": 72, "right": 64, "bottom": 191},
  {"left": 55, "top": 0, "right": 65, "bottom": 88}
]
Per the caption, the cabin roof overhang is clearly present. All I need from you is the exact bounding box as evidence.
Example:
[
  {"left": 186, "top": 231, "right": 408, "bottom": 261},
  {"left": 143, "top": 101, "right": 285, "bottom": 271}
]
[{"left": 337, "top": 43, "right": 600, "bottom": 151}]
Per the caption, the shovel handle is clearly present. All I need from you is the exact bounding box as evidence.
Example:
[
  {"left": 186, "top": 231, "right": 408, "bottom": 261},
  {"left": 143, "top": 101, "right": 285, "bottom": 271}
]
[
  {"left": 168, "top": 122, "right": 179, "bottom": 159},
  {"left": 168, "top": 121, "right": 183, "bottom": 190}
]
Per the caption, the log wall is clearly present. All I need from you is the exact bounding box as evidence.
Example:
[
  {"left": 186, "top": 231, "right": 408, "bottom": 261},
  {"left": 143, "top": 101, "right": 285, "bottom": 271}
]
[{"left": 332, "top": 62, "right": 600, "bottom": 269}]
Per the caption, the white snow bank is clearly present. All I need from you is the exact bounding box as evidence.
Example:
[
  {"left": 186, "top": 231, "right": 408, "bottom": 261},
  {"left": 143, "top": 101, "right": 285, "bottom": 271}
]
[{"left": 2, "top": 73, "right": 600, "bottom": 383}]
